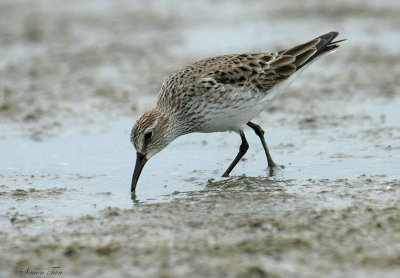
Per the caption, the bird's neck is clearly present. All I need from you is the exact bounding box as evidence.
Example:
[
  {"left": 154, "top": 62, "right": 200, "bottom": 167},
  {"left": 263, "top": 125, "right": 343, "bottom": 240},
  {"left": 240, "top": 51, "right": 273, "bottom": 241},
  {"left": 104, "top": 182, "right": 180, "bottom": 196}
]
[{"left": 157, "top": 107, "right": 193, "bottom": 138}]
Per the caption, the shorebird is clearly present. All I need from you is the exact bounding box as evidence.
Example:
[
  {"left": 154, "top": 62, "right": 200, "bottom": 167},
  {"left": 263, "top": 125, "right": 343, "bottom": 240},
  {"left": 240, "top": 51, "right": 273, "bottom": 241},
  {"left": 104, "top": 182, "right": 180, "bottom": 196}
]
[{"left": 130, "top": 31, "right": 345, "bottom": 192}]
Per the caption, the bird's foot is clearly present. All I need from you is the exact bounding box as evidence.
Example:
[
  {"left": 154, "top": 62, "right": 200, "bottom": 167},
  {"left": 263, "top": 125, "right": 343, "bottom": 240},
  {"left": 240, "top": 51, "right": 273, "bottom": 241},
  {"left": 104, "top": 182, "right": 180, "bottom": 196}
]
[{"left": 267, "top": 163, "right": 284, "bottom": 176}]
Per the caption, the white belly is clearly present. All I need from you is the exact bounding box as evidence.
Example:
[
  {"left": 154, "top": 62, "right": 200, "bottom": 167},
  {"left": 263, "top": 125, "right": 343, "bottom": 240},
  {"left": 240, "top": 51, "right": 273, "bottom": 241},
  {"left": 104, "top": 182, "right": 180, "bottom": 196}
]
[{"left": 198, "top": 92, "right": 271, "bottom": 133}]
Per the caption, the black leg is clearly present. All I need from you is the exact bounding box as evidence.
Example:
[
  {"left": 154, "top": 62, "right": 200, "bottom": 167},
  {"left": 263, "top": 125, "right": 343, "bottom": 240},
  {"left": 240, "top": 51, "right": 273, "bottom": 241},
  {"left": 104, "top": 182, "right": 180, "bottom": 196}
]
[
  {"left": 222, "top": 131, "right": 249, "bottom": 177},
  {"left": 247, "top": 122, "right": 276, "bottom": 168}
]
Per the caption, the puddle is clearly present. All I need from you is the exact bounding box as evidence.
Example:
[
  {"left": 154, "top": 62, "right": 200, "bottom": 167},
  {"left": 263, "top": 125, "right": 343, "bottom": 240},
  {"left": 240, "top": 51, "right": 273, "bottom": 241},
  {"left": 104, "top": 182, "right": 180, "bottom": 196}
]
[{"left": 1, "top": 97, "right": 399, "bottom": 231}]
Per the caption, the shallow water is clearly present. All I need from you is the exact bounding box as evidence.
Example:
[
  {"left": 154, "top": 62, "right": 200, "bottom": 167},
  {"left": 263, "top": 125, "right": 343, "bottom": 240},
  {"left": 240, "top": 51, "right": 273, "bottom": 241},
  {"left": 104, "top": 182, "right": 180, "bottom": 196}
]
[
  {"left": 1, "top": 0, "right": 400, "bottom": 277},
  {"left": 1, "top": 97, "right": 399, "bottom": 232}
]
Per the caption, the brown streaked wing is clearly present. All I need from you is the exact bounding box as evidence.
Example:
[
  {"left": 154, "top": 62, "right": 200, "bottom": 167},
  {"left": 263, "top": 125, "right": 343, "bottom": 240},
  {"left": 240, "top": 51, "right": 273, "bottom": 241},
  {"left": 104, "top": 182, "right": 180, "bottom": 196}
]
[
  {"left": 200, "top": 53, "right": 291, "bottom": 93},
  {"left": 200, "top": 36, "right": 324, "bottom": 93}
]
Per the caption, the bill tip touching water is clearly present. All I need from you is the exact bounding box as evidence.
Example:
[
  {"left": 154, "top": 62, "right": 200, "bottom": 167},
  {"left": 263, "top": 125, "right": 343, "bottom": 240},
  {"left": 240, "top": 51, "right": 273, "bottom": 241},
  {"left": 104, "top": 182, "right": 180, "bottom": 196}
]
[{"left": 130, "top": 31, "right": 346, "bottom": 192}]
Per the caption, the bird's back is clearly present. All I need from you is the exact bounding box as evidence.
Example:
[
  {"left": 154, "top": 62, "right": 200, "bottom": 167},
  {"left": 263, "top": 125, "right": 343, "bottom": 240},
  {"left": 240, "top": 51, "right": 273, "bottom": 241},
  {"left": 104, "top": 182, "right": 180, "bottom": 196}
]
[{"left": 157, "top": 32, "right": 344, "bottom": 132}]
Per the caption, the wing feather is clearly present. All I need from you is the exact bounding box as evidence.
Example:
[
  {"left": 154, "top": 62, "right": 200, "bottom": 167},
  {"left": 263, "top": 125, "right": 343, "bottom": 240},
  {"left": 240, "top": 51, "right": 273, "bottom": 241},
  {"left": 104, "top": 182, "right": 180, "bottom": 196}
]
[{"left": 200, "top": 31, "right": 342, "bottom": 93}]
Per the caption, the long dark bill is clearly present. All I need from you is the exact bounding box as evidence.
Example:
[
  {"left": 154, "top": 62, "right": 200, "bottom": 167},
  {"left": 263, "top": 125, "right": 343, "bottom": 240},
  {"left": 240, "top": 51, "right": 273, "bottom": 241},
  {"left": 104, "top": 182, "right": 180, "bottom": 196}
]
[{"left": 131, "top": 152, "right": 147, "bottom": 192}]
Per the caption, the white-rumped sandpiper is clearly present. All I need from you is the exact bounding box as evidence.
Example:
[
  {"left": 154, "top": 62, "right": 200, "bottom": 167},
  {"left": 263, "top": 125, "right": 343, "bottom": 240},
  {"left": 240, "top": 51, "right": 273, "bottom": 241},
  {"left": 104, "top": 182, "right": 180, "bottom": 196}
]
[{"left": 130, "top": 31, "right": 345, "bottom": 192}]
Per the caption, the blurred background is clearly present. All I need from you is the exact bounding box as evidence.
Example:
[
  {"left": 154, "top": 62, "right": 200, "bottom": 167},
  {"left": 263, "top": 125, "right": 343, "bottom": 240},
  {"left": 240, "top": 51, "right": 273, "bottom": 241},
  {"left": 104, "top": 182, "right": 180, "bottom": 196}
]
[
  {"left": 0, "top": 0, "right": 399, "bottom": 140},
  {"left": 1, "top": 1, "right": 400, "bottom": 277}
]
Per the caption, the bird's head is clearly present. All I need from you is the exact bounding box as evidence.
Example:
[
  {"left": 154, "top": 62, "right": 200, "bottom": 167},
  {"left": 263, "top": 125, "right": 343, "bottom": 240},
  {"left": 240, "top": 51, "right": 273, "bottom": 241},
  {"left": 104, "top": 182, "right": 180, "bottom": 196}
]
[{"left": 130, "top": 108, "right": 176, "bottom": 192}]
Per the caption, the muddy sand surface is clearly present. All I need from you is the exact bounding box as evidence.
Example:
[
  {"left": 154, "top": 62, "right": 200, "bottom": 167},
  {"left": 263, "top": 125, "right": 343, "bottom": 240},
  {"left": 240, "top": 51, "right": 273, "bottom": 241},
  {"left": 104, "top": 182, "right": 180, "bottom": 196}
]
[{"left": 1, "top": 0, "right": 400, "bottom": 277}]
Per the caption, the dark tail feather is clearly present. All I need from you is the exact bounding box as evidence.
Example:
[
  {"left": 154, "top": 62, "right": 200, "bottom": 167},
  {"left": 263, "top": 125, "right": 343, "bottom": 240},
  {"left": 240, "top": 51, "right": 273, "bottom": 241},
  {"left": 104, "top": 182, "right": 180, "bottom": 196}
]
[
  {"left": 299, "top": 31, "right": 346, "bottom": 69},
  {"left": 314, "top": 32, "right": 341, "bottom": 56},
  {"left": 279, "top": 31, "right": 346, "bottom": 71}
]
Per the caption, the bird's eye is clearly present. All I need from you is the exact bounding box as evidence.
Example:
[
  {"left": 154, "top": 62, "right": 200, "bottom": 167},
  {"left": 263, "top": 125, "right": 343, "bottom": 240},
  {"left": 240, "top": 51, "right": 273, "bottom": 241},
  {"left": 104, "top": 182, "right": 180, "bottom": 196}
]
[{"left": 144, "top": 131, "right": 153, "bottom": 140}]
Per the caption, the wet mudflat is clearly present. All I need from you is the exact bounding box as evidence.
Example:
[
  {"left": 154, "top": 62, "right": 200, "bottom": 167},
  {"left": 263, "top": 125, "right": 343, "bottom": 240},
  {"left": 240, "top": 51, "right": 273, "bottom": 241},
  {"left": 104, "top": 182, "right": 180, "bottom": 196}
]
[{"left": 1, "top": 0, "right": 400, "bottom": 277}]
